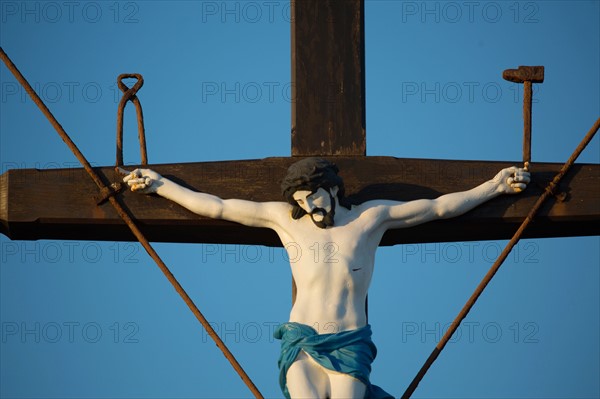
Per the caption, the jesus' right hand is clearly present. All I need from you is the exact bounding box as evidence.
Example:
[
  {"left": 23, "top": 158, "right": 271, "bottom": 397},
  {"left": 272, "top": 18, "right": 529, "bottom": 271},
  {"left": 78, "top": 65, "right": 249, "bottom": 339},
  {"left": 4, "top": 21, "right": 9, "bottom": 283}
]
[{"left": 122, "top": 168, "right": 163, "bottom": 194}]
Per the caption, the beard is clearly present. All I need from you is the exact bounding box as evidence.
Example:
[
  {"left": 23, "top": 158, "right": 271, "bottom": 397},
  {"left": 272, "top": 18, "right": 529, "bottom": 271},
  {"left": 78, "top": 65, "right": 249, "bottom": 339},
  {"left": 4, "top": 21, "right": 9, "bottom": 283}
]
[{"left": 309, "top": 194, "right": 336, "bottom": 229}]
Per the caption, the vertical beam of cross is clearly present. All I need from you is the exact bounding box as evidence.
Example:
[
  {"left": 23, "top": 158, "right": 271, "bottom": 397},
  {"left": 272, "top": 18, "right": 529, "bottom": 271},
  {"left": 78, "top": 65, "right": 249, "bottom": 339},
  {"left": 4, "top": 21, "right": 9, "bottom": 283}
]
[{"left": 291, "top": 0, "right": 366, "bottom": 157}]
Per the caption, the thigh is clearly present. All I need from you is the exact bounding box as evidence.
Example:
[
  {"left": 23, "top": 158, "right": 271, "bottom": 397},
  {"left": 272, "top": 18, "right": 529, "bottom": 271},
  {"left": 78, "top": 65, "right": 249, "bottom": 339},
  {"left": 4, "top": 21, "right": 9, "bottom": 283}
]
[
  {"left": 328, "top": 373, "right": 367, "bottom": 399},
  {"left": 286, "top": 351, "right": 329, "bottom": 399}
]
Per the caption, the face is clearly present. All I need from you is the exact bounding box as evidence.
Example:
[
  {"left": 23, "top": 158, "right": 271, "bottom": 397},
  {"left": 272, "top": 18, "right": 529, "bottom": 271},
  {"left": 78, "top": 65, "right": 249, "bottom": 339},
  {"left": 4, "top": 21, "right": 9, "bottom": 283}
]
[{"left": 292, "top": 187, "right": 337, "bottom": 228}]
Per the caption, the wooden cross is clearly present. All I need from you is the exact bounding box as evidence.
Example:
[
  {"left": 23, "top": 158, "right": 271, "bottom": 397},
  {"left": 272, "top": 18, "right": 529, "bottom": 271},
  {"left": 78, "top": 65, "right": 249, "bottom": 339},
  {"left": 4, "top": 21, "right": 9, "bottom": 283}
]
[
  {"left": 1, "top": 0, "right": 598, "bottom": 284},
  {"left": 2, "top": 0, "right": 598, "bottom": 247}
]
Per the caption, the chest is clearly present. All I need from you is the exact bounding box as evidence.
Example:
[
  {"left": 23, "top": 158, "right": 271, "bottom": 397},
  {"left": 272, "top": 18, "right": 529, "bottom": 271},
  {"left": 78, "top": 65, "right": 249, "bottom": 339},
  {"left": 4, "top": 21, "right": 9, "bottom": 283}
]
[{"left": 278, "top": 216, "right": 381, "bottom": 266}]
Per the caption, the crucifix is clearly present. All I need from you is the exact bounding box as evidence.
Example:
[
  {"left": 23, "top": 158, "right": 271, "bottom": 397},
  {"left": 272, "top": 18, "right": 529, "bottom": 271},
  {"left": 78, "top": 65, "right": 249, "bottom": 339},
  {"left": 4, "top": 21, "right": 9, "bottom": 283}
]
[{"left": 1, "top": 1, "right": 599, "bottom": 397}]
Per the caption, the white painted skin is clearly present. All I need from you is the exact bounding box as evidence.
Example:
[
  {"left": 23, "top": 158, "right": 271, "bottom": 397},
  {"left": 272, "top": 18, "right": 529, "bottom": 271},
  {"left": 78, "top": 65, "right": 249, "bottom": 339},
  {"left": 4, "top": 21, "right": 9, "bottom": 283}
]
[{"left": 123, "top": 166, "right": 530, "bottom": 398}]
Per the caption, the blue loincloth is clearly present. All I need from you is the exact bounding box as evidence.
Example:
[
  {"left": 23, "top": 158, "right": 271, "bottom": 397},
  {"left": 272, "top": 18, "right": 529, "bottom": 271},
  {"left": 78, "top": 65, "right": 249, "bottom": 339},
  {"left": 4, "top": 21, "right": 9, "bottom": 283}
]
[{"left": 273, "top": 322, "right": 394, "bottom": 399}]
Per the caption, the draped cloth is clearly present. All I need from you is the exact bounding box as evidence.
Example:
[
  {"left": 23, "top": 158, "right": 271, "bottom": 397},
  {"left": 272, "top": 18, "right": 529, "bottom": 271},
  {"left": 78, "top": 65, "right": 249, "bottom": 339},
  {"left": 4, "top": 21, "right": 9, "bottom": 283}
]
[{"left": 273, "top": 322, "right": 394, "bottom": 399}]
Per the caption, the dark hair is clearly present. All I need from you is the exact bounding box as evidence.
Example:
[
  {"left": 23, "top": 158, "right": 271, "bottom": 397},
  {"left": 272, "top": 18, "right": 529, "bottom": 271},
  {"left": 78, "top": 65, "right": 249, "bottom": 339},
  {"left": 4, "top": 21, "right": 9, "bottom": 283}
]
[{"left": 280, "top": 158, "right": 348, "bottom": 219}]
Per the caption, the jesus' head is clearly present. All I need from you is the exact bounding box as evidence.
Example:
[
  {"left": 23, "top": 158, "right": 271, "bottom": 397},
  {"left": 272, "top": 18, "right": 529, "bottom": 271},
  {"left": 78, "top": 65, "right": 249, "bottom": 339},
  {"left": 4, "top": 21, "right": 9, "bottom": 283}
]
[{"left": 280, "top": 158, "right": 348, "bottom": 228}]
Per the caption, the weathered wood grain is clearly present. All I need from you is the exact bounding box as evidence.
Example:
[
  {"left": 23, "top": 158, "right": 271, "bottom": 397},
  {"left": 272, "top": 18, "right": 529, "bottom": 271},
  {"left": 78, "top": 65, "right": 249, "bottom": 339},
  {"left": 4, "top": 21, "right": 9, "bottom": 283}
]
[
  {"left": 2, "top": 157, "right": 598, "bottom": 246},
  {"left": 291, "top": 0, "right": 366, "bottom": 156}
]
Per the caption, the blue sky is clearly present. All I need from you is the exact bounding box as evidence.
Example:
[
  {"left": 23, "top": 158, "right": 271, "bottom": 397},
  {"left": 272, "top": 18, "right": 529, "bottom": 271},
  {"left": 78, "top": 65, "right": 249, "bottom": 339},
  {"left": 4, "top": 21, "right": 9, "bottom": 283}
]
[{"left": 1, "top": 1, "right": 599, "bottom": 398}]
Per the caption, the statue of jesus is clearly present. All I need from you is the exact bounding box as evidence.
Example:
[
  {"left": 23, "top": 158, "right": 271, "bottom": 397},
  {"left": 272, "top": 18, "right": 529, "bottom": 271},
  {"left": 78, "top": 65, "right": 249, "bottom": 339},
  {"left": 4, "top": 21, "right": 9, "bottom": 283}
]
[{"left": 124, "top": 158, "right": 530, "bottom": 398}]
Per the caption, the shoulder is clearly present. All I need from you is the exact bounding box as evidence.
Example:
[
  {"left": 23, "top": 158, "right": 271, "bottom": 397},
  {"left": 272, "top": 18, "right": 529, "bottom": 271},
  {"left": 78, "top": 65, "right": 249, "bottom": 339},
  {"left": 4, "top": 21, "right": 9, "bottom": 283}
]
[
  {"left": 240, "top": 200, "right": 292, "bottom": 218},
  {"left": 225, "top": 199, "right": 291, "bottom": 212},
  {"left": 257, "top": 201, "right": 294, "bottom": 223},
  {"left": 262, "top": 200, "right": 293, "bottom": 212},
  {"left": 352, "top": 199, "right": 437, "bottom": 227},
  {"left": 352, "top": 199, "right": 404, "bottom": 215},
  {"left": 346, "top": 200, "right": 400, "bottom": 225},
  {"left": 220, "top": 199, "right": 293, "bottom": 229}
]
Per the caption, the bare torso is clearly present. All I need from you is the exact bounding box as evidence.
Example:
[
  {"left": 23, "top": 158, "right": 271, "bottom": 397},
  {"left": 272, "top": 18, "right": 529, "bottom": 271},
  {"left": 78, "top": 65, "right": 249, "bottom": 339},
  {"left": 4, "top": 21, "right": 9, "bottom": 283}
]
[{"left": 273, "top": 204, "right": 385, "bottom": 334}]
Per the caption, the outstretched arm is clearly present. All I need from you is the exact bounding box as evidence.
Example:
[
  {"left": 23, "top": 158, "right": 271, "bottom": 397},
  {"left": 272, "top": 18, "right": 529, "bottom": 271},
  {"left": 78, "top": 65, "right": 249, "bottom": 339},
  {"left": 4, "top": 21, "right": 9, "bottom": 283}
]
[
  {"left": 376, "top": 166, "right": 530, "bottom": 229},
  {"left": 122, "top": 168, "right": 286, "bottom": 229}
]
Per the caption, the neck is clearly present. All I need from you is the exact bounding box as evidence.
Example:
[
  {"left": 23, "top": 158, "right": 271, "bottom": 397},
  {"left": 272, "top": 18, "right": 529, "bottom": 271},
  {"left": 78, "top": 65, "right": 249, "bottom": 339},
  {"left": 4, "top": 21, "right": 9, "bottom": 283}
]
[
  {"left": 333, "top": 197, "right": 344, "bottom": 212},
  {"left": 331, "top": 197, "right": 350, "bottom": 222}
]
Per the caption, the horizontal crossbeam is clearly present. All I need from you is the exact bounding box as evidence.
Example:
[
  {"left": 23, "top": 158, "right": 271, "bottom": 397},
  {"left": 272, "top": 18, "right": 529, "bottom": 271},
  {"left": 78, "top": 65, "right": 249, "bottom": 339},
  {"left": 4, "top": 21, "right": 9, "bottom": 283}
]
[{"left": 2, "top": 156, "right": 598, "bottom": 246}]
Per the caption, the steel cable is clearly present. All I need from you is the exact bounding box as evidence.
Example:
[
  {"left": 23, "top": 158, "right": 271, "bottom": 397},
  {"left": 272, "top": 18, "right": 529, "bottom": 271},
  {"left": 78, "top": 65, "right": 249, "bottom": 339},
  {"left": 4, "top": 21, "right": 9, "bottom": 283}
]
[
  {"left": 402, "top": 116, "right": 600, "bottom": 398},
  {"left": 0, "top": 47, "right": 263, "bottom": 399}
]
